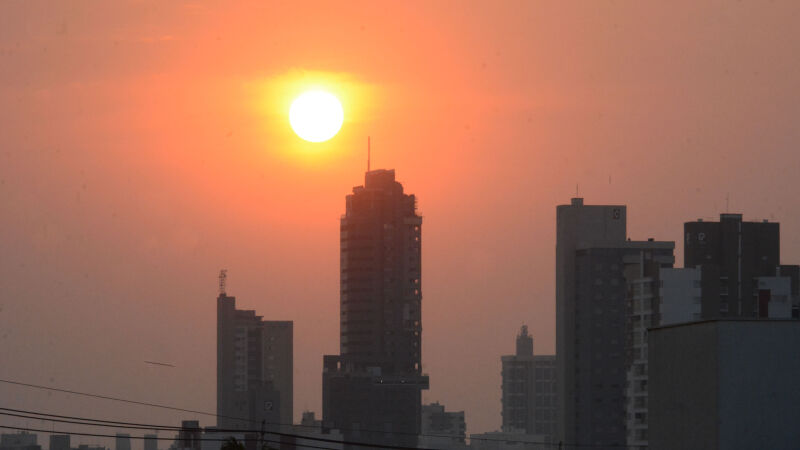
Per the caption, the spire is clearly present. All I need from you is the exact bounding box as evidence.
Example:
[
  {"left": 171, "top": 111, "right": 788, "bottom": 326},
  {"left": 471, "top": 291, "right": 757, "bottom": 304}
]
[{"left": 516, "top": 324, "right": 533, "bottom": 357}]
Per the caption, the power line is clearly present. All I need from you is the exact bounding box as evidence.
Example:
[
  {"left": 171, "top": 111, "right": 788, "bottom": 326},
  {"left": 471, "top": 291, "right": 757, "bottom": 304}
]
[
  {"left": 0, "top": 408, "right": 443, "bottom": 450},
  {"left": 0, "top": 379, "right": 246, "bottom": 424},
  {"left": 0, "top": 379, "right": 510, "bottom": 445},
  {"left": 0, "top": 424, "right": 339, "bottom": 450},
  {"left": 0, "top": 379, "right": 628, "bottom": 449}
]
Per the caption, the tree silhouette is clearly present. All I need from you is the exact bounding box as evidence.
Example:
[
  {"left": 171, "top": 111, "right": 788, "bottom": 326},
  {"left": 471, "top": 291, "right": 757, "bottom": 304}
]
[{"left": 220, "top": 438, "right": 245, "bottom": 450}]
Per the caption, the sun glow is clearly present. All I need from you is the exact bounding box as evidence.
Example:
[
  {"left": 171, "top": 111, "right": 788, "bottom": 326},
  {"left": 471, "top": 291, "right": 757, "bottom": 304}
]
[{"left": 289, "top": 90, "right": 344, "bottom": 143}]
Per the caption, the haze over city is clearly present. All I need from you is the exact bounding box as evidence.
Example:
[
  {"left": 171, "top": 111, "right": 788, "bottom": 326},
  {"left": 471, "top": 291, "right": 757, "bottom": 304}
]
[{"left": 2, "top": 2, "right": 800, "bottom": 449}]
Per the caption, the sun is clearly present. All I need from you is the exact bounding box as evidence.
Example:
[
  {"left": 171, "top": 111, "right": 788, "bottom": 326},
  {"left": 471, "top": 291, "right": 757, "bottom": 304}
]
[{"left": 289, "top": 90, "right": 344, "bottom": 143}]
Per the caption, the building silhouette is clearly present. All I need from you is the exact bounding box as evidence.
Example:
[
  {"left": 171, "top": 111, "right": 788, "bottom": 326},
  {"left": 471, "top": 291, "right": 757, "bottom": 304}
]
[
  {"left": 217, "top": 273, "right": 293, "bottom": 430},
  {"left": 0, "top": 433, "right": 40, "bottom": 450},
  {"left": 556, "top": 198, "right": 674, "bottom": 448},
  {"left": 114, "top": 434, "right": 130, "bottom": 450},
  {"left": 684, "top": 213, "right": 799, "bottom": 318},
  {"left": 532, "top": 356, "right": 556, "bottom": 440},
  {"left": 501, "top": 325, "right": 556, "bottom": 441},
  {"left": 419, "top": 402, "right": 466, "bottom": 449},
  {"left": 47, "top": 436, "right": 69, "bottom": 450},
  {"left": 142, "top": 435, "right": 157, "bottom": 450},
  {"left": 622, "top": 244, "right": 677, "bottom": 449},
  {"left": 502, "top": 326, "right": 535, "bottom": 434},
  {"left": 322, "top": 169, "right": 428, "bottom": 448},
  {"left": 625, "top": 213, "right": 799, "bottom": 449}
]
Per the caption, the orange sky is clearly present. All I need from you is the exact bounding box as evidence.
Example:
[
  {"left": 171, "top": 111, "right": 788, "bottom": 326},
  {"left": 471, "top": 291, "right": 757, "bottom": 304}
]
[{"left": 2, "top": 0, "right": 800, "bottom": 441}]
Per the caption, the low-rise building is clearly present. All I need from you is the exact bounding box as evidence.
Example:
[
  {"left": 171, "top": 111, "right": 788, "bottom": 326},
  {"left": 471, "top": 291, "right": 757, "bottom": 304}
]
[
  {"left": 419, "top": 402, "right": 466, "bottom": 449},
  {"left": 0, "top": 432, "right": 41, "bottom": 450}
]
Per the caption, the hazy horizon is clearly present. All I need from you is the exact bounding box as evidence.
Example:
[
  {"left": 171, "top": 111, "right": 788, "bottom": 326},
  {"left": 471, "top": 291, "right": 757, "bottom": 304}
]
[{"left": 2, "top": 1, "right": 800, "bottom": 445}]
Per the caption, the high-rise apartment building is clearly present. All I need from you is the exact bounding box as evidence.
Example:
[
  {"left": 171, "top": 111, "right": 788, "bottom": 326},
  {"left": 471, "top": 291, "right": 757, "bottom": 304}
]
[
  {"left": 625, "top": 213, "right": 800, "bottom": 449},
  {"left": 322, "top": 169, "right": 428, "bottom": 448},
  {"left": 556, "top": 198, "right": 625, "bottom": 447},
  {"left": 685, "top": 214, "right": 780, "bottom": 318},
  {"left": 556, "top": 198, "right": 675, "bottom": 448},
  {"left": 501, "top": 326, "right": 535, "bottom": 434},
  {"left": 532, "top": 355, "right": 556, "bottom": 440},
  {"left": 217, "top": 274, "right": 293, "bottom": 430},
  {"left": 622, "top": 245, "right": 676, "bottom": 449},
  {"left": 501, "top": 325, "right": 557, "bottom": 441}
]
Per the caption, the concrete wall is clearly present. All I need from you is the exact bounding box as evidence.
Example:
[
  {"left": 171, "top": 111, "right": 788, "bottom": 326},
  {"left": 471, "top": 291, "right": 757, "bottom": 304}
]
[
  {"left": 716, "top": 321, "right": 800, "bottom": 449},
  {"left": 649, "top": 320, "right": 800, "bottom": 450},
  {"left": 649, "top": 321, "right": 718, "bottom": 450}
]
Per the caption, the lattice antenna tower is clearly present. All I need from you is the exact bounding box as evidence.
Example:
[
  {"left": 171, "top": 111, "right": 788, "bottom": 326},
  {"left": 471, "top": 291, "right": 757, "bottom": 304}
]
[{"left": 219, "top": 269, "right": 228, "bottom": 296}]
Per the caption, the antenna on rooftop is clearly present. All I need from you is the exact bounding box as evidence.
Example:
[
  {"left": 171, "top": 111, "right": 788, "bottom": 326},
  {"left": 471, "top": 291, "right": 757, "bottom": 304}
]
[
  {"left": 367, "top": 136, "right": 371, "bottom": 172},
  {"left": 219, "top": 269, "right": 227, "bottom": 296}
]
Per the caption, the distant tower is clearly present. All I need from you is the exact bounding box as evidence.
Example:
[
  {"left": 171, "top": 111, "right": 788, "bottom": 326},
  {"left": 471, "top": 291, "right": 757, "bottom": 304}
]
[
  {"left": 323, "top": 169, "right": 428, "bottom": 448},
  {"left": 219, "top": 269, "right": 227, "bottom": 296},
  {"left": 501, "top": 326, "right": 558, "bottom": 441},
  {"left": 217, "top": 271, "right": 294, "bottom": 430},
  {"left": 516, "top": 325, "right": 533, "bottom": 356}
]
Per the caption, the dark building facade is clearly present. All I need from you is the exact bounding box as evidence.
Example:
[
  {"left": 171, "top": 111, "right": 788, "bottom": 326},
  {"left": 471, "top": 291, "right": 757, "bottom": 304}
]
[
  {"left": 685, "top": 214, "right": 780, "bottom": 318},
  {"left": 501, "top": 325, "right": 557, "bottom": 442},
  {"left": 532, "top": 355, "right": 557, "bottom": 441},
  {"left": 217, "top": 275, "right": 292, "bottom": 430},
  {"left": 501, "top": 326, "right": 536, "bottom": 434},
  {"left": 556, "top": 199, "right": 626, "bottom": 447},
  {"left": 685, "top": 213, "right": 800, "bottom": 319},
  {"left": 47, "top": 436, "right": 69, "bottom": 450},
  {"left": 556, "top": 198, "right": 675, "bottom": 448},
  {"left": 322, "top": 169, "right": 428, "bottom": 448}
]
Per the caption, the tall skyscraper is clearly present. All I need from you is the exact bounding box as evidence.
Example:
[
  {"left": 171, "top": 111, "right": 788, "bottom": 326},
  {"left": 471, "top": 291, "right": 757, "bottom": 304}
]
[
  {"left": 322, "top": 169, "right": 428, "bottom": 448},
  {"left": 501, "top": 325, "right": 557, "bottom": 442},
  {"left": 217, "top": 272, "right": 293, "bottom": 430},
  {"left": 556, "top": 198, "right": 674, "bottom": 448}
]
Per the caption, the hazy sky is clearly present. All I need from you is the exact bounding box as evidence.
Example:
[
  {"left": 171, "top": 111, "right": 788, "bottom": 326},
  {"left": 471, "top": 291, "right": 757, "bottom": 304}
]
[{"left": 2, "top": 0, "right": 800, "bottom": 443}]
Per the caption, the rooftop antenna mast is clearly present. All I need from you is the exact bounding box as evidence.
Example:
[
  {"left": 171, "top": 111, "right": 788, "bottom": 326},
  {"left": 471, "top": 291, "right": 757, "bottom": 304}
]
[
  {"left": 219, "top": 269, "right": 227, "bottom": 296},
  {"left": 367, "top": 136, "right": 371, "bottom": 172}
]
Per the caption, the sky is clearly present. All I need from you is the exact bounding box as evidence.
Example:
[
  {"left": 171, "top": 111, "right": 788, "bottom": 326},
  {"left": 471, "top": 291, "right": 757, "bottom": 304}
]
[{"left": 2, "top": 0, "right": 800, "bottom": 444}]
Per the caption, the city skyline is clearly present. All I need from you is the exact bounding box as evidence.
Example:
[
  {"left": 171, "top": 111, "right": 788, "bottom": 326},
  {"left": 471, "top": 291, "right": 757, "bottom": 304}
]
[{"left": 3, "top": 1, "right": 800, "bottom": 446}]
